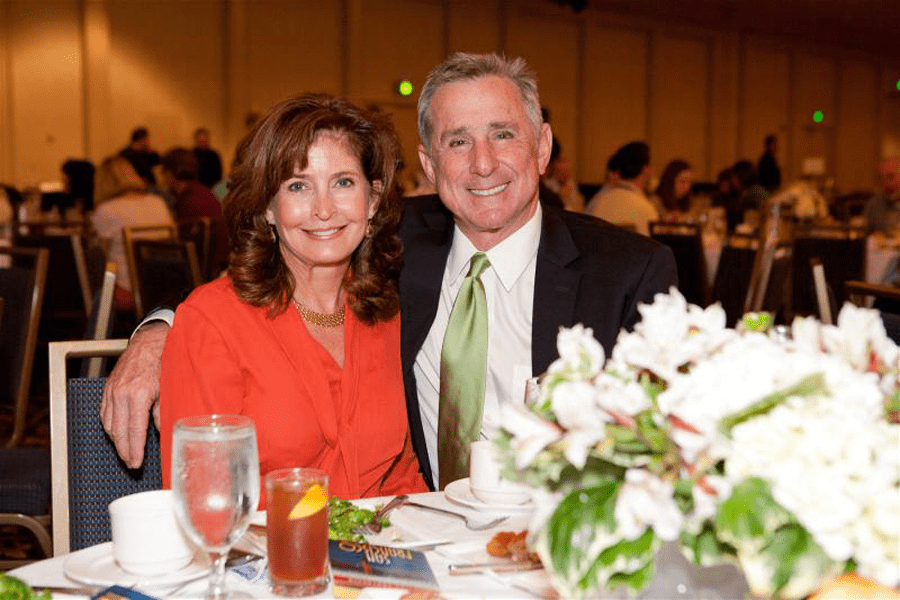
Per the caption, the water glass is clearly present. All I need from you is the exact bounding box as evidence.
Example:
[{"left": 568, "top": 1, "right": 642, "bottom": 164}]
[{"left": 171, "top": 414, "right": 260, "bottom": 600}]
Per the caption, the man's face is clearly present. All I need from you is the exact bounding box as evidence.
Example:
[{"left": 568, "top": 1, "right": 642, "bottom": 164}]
[
  {"left": 881, "top": 160, "right": 900, "bottom": 197},
  {"left": 418, "top": 75, "right": 551, "bottom": 250}
]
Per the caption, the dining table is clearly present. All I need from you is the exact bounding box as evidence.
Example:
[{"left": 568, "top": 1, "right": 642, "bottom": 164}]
[
  {"left": 8, "top": 490, "right": 553, "bottom": 600},
  {"left": 9, "top": 486, "right": 750, "bottom": 600}
]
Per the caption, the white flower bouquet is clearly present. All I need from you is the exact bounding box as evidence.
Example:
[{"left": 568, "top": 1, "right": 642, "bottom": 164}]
[{"left": 497, "top": 289, "right": 900, "bottom": 599}]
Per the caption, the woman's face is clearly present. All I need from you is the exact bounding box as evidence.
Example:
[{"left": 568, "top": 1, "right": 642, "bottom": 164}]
[
  {"left": 674, "top": 169, "right": 694, "bottom": 199},
  {"left": 266, "top": 132, "right": 379, "bottom": 275}
]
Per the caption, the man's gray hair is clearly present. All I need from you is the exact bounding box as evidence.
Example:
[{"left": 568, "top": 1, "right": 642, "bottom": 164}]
[{"left": 417, "top": 52, "right": 543, "bottom": 152}]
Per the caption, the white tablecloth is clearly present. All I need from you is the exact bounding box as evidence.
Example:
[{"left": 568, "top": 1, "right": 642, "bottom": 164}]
[{"left": 9, "top": 492, "right": 549, "bottom": 600}]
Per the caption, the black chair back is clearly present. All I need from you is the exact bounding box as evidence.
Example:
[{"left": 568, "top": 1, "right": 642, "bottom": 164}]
[
  {"left": 126, "top": 237, "right": 201, "bottom": 318},
  {"left": 791, "top": 226, "right": 865, "bottom": 317},
  {"left": 649, "top": 222, "right": 709, "bottom": 306},
  {"left": 0, "top": 247, "right": 48, "bottom": 448},
  {"left": 66, "top": 378, "right": 162, "bottom": 551}
]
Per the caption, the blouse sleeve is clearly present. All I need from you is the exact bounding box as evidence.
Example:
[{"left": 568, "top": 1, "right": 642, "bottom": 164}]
[{"left": 159, "top": 302, "right": 246, "bottom": 488}]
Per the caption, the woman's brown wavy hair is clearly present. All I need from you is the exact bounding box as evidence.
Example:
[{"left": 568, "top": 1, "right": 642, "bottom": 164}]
[{"left": 224, "top": 93, "right": 403, "bottom": 325}]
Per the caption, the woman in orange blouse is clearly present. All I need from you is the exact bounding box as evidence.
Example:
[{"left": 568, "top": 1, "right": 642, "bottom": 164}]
[{"left": 159, "top": 94, "right": 427, "bottom": 505}]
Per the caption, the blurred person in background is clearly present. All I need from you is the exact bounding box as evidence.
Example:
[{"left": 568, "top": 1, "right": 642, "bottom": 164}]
[
  {"left": 91, "top": 156, "right": 175, "bottom": 311},
  {"left": 654, "top": 159, "right": 695, "bottom": 217},
  {"left": 160, "top": 148, "right": 222, "bottom": 221},
  {"left": 758, "top": 134, "right": 782, "bottom": 192},
  {"left": 541, "top": 137, "right": 583, "bottom": 212},
  {"left": 863, "top": 157, "right": 900, "bottom": 235},
  {"left": 588, "top": 141, "right": 658, "bottom": 235},
  {"left": 192, "top": 127, "right": 223, "bottom": 189},
  {"left": 119, "top": 127, "right": 160, "bottom": 187},
  {"left": 731, "top": 160, "right": 768, "bottom": 229}
]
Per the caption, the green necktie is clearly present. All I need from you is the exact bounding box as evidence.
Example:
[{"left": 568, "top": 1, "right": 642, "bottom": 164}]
[{"left": 438, "top": 252, "right": 491, "bottom": 490}]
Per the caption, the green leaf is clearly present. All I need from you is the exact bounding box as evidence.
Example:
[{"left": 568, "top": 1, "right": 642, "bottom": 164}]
[
  {"left": 606, "top": 557, "right": 656, "bottom": 593},
  {"left": 741, "top": 312, "right": 773, "bottom": 331},
  {"left": 546, "top": 483, "right": 620, "bottom": 577},
  {"left": 762, "top": 523, "right": 834, "bottom": 595},
  {"left": 680, "top": 520, "right": 737, "bottom": 566},
  {"left": 719, "top": 373, "right": 828, "bottom": 435},
  {"left": 715, "top": 478, "right": 792, "bottom": 548}
]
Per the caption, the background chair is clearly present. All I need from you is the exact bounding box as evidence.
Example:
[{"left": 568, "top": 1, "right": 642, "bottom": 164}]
[
  {"left": 49, "top": 338, "right": 162, "bottom": 555},
  {"left": 649, "top": 221, "right": 709, "bottom": 307},
  {"left": 84, "top": 262, "right": 118, "bottom": 378},
  {"left": 811, "top": 258, "right": 833, "bottom": 325},
  {"left": 0, "top": 246, "right": 49, "bottom": 448},
  {"left": 0, "top": 246, "right": 52, "bottom": 569},
  {"left": 790, "top": 223, "right": 866, "bottom": 318},
  {"left": 178, "top": 216, "right": 223, "bottom": 281},
  {"left": 123, "top": 226, "right": 201, "bottom": 319}
]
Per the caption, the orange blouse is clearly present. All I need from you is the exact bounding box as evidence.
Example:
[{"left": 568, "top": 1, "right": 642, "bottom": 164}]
[{"left": 159, "top": 277, "right": 427, "bottom": 507}]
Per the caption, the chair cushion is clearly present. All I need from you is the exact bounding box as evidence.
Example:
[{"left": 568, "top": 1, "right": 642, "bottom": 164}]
[{"left": 0, "top": 447, "right": 51, "bottom": 515}]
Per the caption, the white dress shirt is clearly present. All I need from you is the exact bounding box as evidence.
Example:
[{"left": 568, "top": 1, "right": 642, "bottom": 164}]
[{"left": 413, "top": 206, "right": 542, "bottom": 488}]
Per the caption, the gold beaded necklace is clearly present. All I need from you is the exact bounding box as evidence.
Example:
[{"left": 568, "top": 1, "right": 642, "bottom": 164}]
[{"left": 293, "top": 299, "right": 345, "bottom": 327}]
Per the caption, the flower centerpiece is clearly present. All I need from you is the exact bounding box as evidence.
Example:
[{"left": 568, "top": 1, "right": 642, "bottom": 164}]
[{"left": 497, "top": 289, "right": 900, "bottom": 599}]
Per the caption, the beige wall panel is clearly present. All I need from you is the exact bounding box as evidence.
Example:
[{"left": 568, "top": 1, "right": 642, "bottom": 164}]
[
  {"left": 791, "top": 54, "right": 836, "bottom": 179},
  {"left": 708, "top": 35, "right": 740, "bottom": 177},
  {"left": 834, "top": 60, "right": 878, "bottom": 192},
  {"left": 581, "top": 25, "right": 648, "bottom": 183},
  {"left": 355, "top": 0, "right": 442, "bottom": 171},
  {"left": 447, "top": 0, "right": 502, "bottom": 55},
  {"left": 9, "top": 0, "right": 83, "bottom": 186},
  {"left": 881, "top": 65, "right": 900, "bottom": 160},
  {"left": 740, "top": 45, "right": 789, "bottom": 171},
  {"left": 106, "top": 1, "right": 224, "bottom": 162},
  {"left": 245, "top": 1, "right": 342, "bottom": 114},
  {"left": 649, "top": 34, "right": 709, "bottom": 178},
  {"left": 0, "top": 1, "right": 12, "bottom": 181},
  {"left": 506, "top": 13, "right": 578, "bottom": 178}
]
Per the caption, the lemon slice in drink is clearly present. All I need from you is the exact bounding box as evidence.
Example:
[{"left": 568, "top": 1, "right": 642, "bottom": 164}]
[{"left": 288, "top": 484, "right": 328, "bottom": 520}]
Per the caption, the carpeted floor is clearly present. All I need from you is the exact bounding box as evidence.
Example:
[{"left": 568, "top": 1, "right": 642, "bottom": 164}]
[{"left": 1, "top": 402, "right": 52, "bottom": 568}]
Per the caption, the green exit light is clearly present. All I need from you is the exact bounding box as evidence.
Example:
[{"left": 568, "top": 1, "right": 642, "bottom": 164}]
[
  {"left": 896, "top": 79, "right": 900, "bottom": 92},
  {"left": 812, "top": 110, "right": 824, "bottom": 124},
  {"left": 397, "top": 79, "right": 414, "bottom": 96}
]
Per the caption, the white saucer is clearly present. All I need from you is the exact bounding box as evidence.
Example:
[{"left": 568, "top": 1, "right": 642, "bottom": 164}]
[
  {"left": 64, "top": 542, "right": 208, "bottom": 589},
  {"left": 444, "top": 478, "right": 535, "bottom": 513}
]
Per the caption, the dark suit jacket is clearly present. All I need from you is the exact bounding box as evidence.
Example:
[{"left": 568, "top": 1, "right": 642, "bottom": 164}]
[{"left": 399, "top": 194, "right": 678, "bottom": 488}]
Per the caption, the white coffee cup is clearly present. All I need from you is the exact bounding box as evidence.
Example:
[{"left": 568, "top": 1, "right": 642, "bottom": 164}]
[
  {"left": 108, "top": 489, "right": 195, "bottom": 575},
  {"left": 469, "top": 440, "right": 530, "bottom": 505}
]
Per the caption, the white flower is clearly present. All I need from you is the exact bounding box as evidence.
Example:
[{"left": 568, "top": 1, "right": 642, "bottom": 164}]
[
  {"left": 498, "top": 403, "right": 561, "bottom": 469},
  {"left": 549, "top": 380, "right": 609, "bottom": 468},
  {"left": 593, "top": 373, "right": 651, "bottom": 416},
  {"left": 614, "top": 469, "right": 684, "bottom": 541},
  {"left": 549, "top": 324, "right": 605, "bottom": 377}
]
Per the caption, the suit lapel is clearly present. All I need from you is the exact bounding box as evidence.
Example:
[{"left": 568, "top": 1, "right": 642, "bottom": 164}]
[{"left": 532, "top": 207, "right": 582, "bottom": 375}]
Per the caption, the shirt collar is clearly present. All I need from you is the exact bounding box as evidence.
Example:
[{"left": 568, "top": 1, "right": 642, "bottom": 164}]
[{"left": 447, "top": 204, "right": 543, "bottom": 292}]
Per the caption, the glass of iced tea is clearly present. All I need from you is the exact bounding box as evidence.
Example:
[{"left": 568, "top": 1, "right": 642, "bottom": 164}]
[{"left": 266, "top": 468, "right": 330, "bottom": 597}]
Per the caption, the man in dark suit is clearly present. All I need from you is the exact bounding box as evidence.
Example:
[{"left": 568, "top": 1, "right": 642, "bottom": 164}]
[
  {"left": 400, "top": 53, "right": 675, "bottom": 488},
  {"left": 100, "top": 53, "right": 676, "bottom": 480}
]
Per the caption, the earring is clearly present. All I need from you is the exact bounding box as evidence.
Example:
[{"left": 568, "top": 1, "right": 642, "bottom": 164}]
[
  {"left": 269, "top": 223, "right": 278, "bottom": 241},
  {"left": 365, "top": 220, "right": 373, "bottom": 238}
]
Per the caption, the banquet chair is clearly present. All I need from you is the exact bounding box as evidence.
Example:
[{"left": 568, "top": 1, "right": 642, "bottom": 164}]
[
  {"left": 83, "top": 262, "right": 118, "bottom": 378},
  {"left": 123, "top": 226, "right": 201, "bottom": 319},
  {"left": 0, "top": 246, "right": 49, "bottom": 448},
  {"left": 48, "top": 338, "right": 163, "bottom": 555},
  {"left": 178, "top": 216, "right": 221, "bottom": 281},
  {"left": 790, "top": 223, "right": 865, "bottom": 318},
  {"left": 649, "top": 222, "right": 709, "bottom": 306},
  {"left": 811, "top": 258, "right": 833, "bottom": 325},
  {"left": 14, "top": 226, "right": 93, "bottom": 327},
  {"left": 845, "top": 280, "right": 900, "bottom": 344},
  {"left": 0, "top": 247, "right": 52, "bottom": 569}
]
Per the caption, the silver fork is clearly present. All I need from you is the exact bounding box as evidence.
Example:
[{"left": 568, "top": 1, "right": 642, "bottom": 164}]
[
  {"left": 353, "top": 493, "right": 409, "bottom": 535},
  {"left": 403, "top": 500, "right": 508, "bottom": 531}
]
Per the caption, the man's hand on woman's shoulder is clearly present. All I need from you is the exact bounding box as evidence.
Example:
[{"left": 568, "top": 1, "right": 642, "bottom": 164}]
[{"left": 100, "top": 321, "right": 170, "bottom": 468}]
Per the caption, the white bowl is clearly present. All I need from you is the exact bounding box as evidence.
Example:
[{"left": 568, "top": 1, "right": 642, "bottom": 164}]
[{"left": 470, "top": 482, "right": 531, "bottom": 506}]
